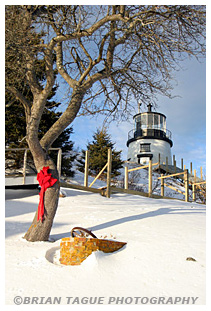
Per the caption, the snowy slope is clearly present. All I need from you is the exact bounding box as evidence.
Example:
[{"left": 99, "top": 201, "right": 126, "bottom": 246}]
[
  {"left": 5, "top": 185, "right": 206, "bottom": 306},
  {"left": 66, "top": 166, "right": 195, "bottom": 202}
]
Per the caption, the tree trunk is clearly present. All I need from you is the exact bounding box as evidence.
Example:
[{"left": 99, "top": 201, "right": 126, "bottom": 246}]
[
  {"left": 23, "top": 88, "right": 86, "bottom": 242},
  {"left": 23, "top": 154, "right": 60, "bottom": 242}
]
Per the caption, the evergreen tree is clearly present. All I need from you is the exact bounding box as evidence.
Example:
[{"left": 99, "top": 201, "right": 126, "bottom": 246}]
[
  {"left": 77, "top": 128, "right": 123, "bottom": 177},
  {"left": 76, "top": 149, "right": 86, "bottom": 174},
  {"left": 6, "top": 90, "right": 76, "bottom": 177}
]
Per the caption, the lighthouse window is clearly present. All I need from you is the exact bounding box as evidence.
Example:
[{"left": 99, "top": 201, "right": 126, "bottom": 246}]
[
  {"left": 160, "top": 115, "right": 164, "bottom": 129},
  {"left": 140, "top": 143, "right": 151, "bottom": 152},
  {"left": 141, "top": 114, "right": 147, "bottom": 129},
  {"left": 154, "top": 114, "right": 158, "bottom": 129},
  {"left": 148, "top": 114, "right": 153, "bottom": 128}
]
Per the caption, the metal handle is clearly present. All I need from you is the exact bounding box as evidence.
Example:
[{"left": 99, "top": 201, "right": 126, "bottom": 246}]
[{"left": 71, "top": 227, "right": 97, "bottom": 238}]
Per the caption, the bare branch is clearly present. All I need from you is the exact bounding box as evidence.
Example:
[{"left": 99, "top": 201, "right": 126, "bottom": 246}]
[
  {"left": 6, "top": 86, "right": 31, "bottom": 120},
  {"left": 55, "top": 42, "right": 77, "bottom": 88},
  {"left": 6, "top": 4, "right": 206, "bottom": 147}
]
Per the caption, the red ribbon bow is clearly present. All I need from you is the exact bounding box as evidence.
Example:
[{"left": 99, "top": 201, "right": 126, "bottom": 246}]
[{"left": 37, "top": 166, "right": 57, "bottom": 222}]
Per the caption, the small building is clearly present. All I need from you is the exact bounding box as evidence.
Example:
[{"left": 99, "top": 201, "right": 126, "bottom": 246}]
[{"left": 126, "top": 104, "right": 173, "bottom": 165}]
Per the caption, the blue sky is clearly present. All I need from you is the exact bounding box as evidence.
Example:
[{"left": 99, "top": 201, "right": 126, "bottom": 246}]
[
  {"left": 70, "top": 57, "right": 206, "bottom": 178},
  {"left": 2, "top": 3, "right": 206, "bottom": 180}
]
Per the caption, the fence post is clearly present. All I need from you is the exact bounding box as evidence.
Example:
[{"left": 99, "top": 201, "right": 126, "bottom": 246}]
[
  {"left": 166, "top": 156, "right": 168, "bottom": 172},
  {"left": 84, "top": 150, "right": 89, "bottom": 187},
  {"left": 194, "top": 169, "right": 196, "bottom": 184},
  {"left": 57, "top": 149, "right": 62, "bottom": 181},
  {"left": 124, "top": 166, "right": 128, "bottom": 190},
  {"left": 106, "top": 148, "right": 112, "bottom": 198},
  {"left": 161, "top": 174, "right": 164, "bottom": 197},
  {"left": 174, "top": 159, "right": 176, "bottom": 173},
  {"left": 22, "top": 149, "right": 27, "bottom": 185},
  {"left": 184, "top": 169, "right": 189, "bottom": 202},
  {"left": 200, "top": 166, "right": 203, "bottom": 180},
  {"left": 192, "top": 184, "right": 196, "bottom": 202},
  {"left": 148, "top": 159, "right": 152, "bottom": 197},
  {"left": 192, "top": 169, "right": 197, "bottom": 202},
  {"left": 181, "top": 158, "right": 183, "bottom": 170}
]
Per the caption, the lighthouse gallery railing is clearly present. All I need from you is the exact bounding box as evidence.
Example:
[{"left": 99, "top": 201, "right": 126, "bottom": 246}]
[{"left": 128, "top": 128, "right": 172, "bottom": 141}]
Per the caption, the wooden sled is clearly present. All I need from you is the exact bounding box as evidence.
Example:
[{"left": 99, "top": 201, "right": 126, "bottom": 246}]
[{"left": 60, "top": 227, "right": 127, "bottom": 265}]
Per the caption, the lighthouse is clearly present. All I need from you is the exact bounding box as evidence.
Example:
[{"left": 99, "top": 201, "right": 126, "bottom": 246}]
[{"left": 127, "top": 104, "right": 173, "bottom": 165}]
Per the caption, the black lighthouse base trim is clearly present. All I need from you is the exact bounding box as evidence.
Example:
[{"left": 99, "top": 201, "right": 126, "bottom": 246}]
[{"left": 127, "top": 135, "right": 173, "bottom": 148}]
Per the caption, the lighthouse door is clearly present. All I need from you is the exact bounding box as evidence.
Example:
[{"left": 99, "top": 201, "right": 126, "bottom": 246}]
[
  {"left": 137, "top": 143, "right": 153, "bottom": 164},
  {"left": 137, "top": 157, "right": 147, "bottom": 165},
  {"left": 137, "top": 153, "right": 153, "bottom": 164}
]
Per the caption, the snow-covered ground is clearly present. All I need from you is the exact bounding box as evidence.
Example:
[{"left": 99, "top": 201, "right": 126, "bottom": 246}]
[{"left": 5, "top": 180, "right": 206, "bottom": 306}]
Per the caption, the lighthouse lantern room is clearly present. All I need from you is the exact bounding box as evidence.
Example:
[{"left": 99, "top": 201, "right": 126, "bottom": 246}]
[{"left": 127, "top": 104, "right": 173, "bottom": 165}]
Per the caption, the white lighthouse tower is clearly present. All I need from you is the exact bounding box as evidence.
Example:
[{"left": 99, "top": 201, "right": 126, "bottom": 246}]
[{"left": 127, "top": 104, "right": 173, "bottom": 165}]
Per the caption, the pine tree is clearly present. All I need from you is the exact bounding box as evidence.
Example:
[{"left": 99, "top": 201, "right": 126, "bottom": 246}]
[
  {"left": 77, "top": 128, "right": 123, "bottom": 178},
  {"left": 5, "top": 91, "right": 76, "bottom": 177},
  {"left": 76, "top": 149, "right": 86, "bottom": 174}
]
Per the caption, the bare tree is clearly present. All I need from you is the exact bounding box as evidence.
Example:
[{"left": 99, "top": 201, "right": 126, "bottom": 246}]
[{"left": 5, "top": 5, "right": 205, "bottom": 241}]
